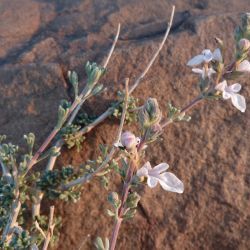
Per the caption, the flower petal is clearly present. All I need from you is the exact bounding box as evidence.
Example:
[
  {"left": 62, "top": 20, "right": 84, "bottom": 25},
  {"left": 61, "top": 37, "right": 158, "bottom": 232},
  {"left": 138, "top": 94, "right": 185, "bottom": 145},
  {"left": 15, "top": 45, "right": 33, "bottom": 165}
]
[
  {"left": 147, "top": 176, "right": 158, "bottom": 188},
  {"left": 187, "top": 55, "right": 204, "bottom": 66},
  {"left": 121, "top": 131, "right": 137, "bottom": 149},
  {"left": 231, "top": 94, "right": 246, "bottom": 112},
  {"left": 207, "top": 68, "right": 216, "bottom": 77},
  {"left": 114, "top": 142, "right": 123, "bottom": 148},
  {"left": 137, "top": 166, "right": 148, "bottom": 177},
  {"left": 215, "top": 80, "right": 227, "bottom": 92},
  {"left": 237, "top": 60, "right": 250, "bottom": 72},
  {"left": 192, "top": 68, "right": 203, "bottom": 74},
  {"left": 159, "top": 172, "right": 184, "bottom": 193},
  {"left": 151, "top": 163, "right": 169, "bottom": 175},
  {"left": 143, "top": 161, "right": 152, "bottom": 170},
  {"left": 202, "top": 49, "right": 213, "bottom": 62},
  {"left": 222, "top": 91, "right": 231, "bottom": 100},
  {"left": 213, "top": 48, "right": 223, "bottom": 62},
  {"left": 229, "top": 83, "right": 241, "bottom": 93}
]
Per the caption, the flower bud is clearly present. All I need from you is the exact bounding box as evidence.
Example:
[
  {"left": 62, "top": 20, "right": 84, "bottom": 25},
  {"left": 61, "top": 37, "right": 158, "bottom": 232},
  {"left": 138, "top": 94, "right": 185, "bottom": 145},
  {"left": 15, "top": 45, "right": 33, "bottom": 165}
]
[
  {"left": 238, "top": 38, "right": 250, "bottom": 51},
  {"left": 120, "top": 131, "right": 138, "bottom": 150},
  {"left": 138, "top": 98, "right": 162, "bottom": 128}
]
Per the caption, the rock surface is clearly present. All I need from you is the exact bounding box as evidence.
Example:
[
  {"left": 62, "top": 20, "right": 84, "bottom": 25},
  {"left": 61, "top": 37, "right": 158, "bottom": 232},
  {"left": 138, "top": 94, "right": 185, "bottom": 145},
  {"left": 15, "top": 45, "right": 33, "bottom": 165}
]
[{"left": 0, "top": 0, "right": 249, "bottom": 249}]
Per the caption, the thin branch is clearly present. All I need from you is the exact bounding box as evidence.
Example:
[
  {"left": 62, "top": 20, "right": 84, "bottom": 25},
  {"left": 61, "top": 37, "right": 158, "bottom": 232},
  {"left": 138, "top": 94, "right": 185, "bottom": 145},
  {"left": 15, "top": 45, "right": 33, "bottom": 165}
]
[
  {"left": 161, "top": 95, "right": 203, "bottom": 128},
  {"left": 110, "top": 149, "right": 138, "bottom": 250},
  {"left": 129, "top": 5, "right": 175, "bottom": 94},
  {"left": 1, "top": 198, "right": 21, "bottom": 244},
  {"left": 62, "top": 78, "right": 130, "bottom": 190},
  {"left": 26, "top": 23, "right": 121, "bottom": 174},
  {"left": 1, "top": 156, "right": 21, "bottom": 244},
  {"left": 67, "top": 23, "right": 121, "bottom": 126},
  {"left": 31, "top": 24, "right": 121, "bottom": 217},
  {"left": 34, "top": 221, "right": 46, "bottom": 239},
  {"left": 103, "top": 23, "right": 121, "bottom": 68},
  {"left": 76, "top": 5, "right": 176, "bottom": 138},
  {"left": 42, "top": 206, "right": 55, "bottom": 250},
  {"left": 0, "top": 157, "right": 13, "bottom": 184},
  {"left": 116, "top": 78, "right": 129, "bottom": 142}
]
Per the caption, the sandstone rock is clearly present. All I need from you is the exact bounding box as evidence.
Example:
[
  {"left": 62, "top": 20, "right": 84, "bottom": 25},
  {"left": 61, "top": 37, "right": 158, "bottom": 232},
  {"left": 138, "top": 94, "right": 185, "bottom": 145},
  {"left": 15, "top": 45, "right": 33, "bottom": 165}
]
[{"left": 0, "top": 1, "right": 249, "bottom": 250}]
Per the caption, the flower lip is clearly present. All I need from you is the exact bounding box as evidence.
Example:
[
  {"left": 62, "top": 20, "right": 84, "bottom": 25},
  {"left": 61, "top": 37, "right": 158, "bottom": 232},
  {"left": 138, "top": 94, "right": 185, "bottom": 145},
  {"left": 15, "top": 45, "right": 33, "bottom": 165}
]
[
  {"left": 216, "top": 80, "right": 246, "bottom": 112},
  {"left": 137, "top": 162, "right": 184, "bottom": 193},
  {"left": 201, "top": 49, "right": 213, "bottom": 62},
  {"left": 187, "top": 48, "right": 222, "bottom": 66},
  {"left": 192, "top": 67, "right": 216, "bottom": 79},
  {"left": 237, "top": 60, "right": 250, "bottom": 73}
]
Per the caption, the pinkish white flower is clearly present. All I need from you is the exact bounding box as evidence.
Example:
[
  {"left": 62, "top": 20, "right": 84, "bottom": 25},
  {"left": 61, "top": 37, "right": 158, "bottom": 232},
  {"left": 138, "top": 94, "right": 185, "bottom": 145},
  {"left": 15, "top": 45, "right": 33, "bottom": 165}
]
[
  {"left": 216, "top": 80, "right": 246, "bottom": 112},
  {"left": 192, "top": 67, "right": 216, "bottom": 79},
  {"left": 236, "top": 60, "right": 250, "bottom": 72},
  {"left": 187, "top": 48, "right": 222, "bottom": 66},
  {"left": 238, "top": 38, "right": 250, "bottom": 51},
  {"left": 115, "top": 131, "right": 140, "bottom": 149},
  {"left": 137, "top": 162, "right": 184, "bottom": 193}
]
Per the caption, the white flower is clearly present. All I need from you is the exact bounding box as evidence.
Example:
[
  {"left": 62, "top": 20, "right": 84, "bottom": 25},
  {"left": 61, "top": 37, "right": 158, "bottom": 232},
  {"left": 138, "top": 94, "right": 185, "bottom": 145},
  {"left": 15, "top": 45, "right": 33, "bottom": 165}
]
[
  {"left": 137, "top": 162, "right": 184, "bottom": 193},
  {"left": 215, "top": 80, "right": 246, "bottom": 112},
  {"left": 192, "top": 67, "right": 216, "bottom": 79},
  {"left": 236, "top": 60, "right": 250, "bottom": 72},
  {"left": 187, "top": 48, "right": 222, "bottom": 66}
]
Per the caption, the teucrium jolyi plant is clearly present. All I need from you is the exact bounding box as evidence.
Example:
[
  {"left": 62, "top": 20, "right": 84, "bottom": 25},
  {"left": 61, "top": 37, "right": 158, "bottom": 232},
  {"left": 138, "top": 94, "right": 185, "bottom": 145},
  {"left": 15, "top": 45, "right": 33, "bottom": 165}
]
[{"left": 0, "top": 6, "right": 248, "bottom": 250}]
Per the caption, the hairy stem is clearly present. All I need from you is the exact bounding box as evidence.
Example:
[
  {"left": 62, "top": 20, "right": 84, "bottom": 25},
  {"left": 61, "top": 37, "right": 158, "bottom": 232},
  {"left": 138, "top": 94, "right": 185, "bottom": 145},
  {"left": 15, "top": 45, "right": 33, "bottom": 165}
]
[
  {"left": 110, "top": 152, "right": 138, "bottom": 250},
  {"left": 129, "top": 5, "right": 175, "bottom": 94},
  {"left": 76, "top": 5, "right": 176, "bottom": 139},
  {"left": 44, "top": 5, "right": 176, "bottom": 195},
  {"left": 32, "top": 24, "right": 121, "bottom": 217},
  {"left": 42, "top": 206, "right": 55, "bottom": 250},
  {"left": 161, "top": 95, "right": 203, "bottom": 128},
  {"left": 1, "top": 196, "right": 21, "bottom": 244},
  {"left": 62, "top": 79, "right": 130, "bottom": 190}
]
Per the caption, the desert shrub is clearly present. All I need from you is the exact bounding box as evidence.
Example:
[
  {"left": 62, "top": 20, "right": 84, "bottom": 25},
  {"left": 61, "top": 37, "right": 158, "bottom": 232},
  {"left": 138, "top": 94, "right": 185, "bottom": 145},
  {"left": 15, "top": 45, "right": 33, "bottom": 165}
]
[{"left": 0, "top": 6, "right": 249, "bottom": 250}]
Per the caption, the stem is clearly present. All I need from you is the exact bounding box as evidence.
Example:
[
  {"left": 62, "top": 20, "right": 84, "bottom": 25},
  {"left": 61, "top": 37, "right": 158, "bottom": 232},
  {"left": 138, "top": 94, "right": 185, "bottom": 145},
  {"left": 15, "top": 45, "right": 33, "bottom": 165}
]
[
  {"left": 129, "top": 5, "right": 175, "bottom": 94},
  {"left": 31, "top": 24, "right": 121, "bottom": 217},
  {"left": 60, "top": 5, "right": 176, "bottom": 191},
  {"left": 110, "top": 152, "right": 138, "bottom": 250},
  {"left": 180, "top": 95, "right": 203, "bottom": 114},
  {"left": 42, "top": 206, "right": 55, "bottom": 250},
  {"left": 27, "top": 23, "right": 121, "bottom": 175},
  {"left": 161, "top": 95, "right": 203, "bottom": 128},
  {"left": 26, "top": 127, "right": 59, "bottom": 172},
  {"left": 62, "top": 79, "right": 130, "bottom": 190},
  {"left": 76, "top": 5, "right": 176, "bottom": 139},
  {"left": 1, "top": 197, "right": 21, "bottom": 243},
  {"left": 109, "top": 218, "right": 122, "bottom": 250}
]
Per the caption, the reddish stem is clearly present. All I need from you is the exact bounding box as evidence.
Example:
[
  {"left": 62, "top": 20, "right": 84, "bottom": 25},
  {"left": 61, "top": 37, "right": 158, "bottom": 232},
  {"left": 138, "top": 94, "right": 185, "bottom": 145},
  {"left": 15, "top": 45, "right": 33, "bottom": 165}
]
[
  {"left": 25, "top": 96, "right": 82, "bottom": 172},
  {"left": 26, "top": 127, "right": 59, "bottom": 171},
  {"left": 180, "top": 95, "right": 203, "bottom": 113},
  {"left": 110, "top": 156, "right": 137, "bottom": 250},
  {"left": 161, "top": 95, "right": 203, "bottom": 128}
]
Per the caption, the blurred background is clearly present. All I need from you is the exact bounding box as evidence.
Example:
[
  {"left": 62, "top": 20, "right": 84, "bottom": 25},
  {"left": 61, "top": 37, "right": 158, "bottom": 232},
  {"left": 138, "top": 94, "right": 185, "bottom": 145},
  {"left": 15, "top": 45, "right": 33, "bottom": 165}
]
[{"left": 0, "top": 0, "right": 249, "bottom": 249}]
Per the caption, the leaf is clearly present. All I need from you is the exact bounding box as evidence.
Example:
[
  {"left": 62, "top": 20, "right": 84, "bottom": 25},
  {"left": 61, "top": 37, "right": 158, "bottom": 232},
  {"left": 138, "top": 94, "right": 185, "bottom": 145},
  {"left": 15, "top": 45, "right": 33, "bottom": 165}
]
[
  {"left": 94, "top": 237, "right": 105, "bottom": 250},
  {"left": 123, "top": 208, "right": 137, "bottom": 220},
  {"left": 106, "top": 209, "right": 115, "bottom": 217}
]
